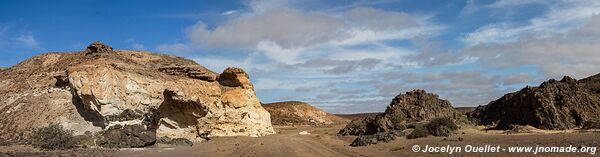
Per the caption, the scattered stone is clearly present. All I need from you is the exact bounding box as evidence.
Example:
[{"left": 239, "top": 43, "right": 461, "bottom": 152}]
[
  {"left": 350, "top": 132, "right": 397, "bottom": 147},
  {"left": 171, "top": 138, "right": 193, "bottom": 147},
  {"left": 299, "top": 131, "right": 311, "bottom": 135}
]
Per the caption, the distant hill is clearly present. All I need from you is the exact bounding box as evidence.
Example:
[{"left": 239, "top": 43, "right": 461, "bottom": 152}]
[
  {"left": 263, "top": 101, "right": 345, "bottom": 126},
  {"left": 454, "top": 107, "right": 476, "bottom": 115}
]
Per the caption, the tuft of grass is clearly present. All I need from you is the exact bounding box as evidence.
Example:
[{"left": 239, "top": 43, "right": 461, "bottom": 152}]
[
  {"left": 426, "top": 117, "right": 458, "bottom": 137},
  {"left": 407, "top": 125, "right": 428, "bottom": 139},
  {"left": 31, "top": 123, "right": 78, "bottom": 150},
  {"left": 406, "top": 117, "right": 459, "bottom": 139}
]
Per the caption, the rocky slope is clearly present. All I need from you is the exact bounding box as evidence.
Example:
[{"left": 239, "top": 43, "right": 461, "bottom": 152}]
[
  {"left": 0, "top": 42, "right": 275, "bottom": 147},
  {"left": 337, "top": 89, "right": 459, "bottom": 146},
  {"left": 338, "top": 89, "right": 459, "bottom": 136},
  {"left": 580, "top": 73, "right": 600, "bottom": 94},
  {"left": 468, "top": 76, "right": 600, "bottom": 130},
  {"left": 262, "top": 101, "right": 345, "bottom": 125}
]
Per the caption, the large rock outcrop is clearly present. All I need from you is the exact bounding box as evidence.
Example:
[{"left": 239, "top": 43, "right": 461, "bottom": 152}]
[
  {"left": 0, "top": 42, "right": 275, "bottom": 147},
  {"left": 263, "top": 101, "right": 345, "bottom": 125},
  {"left": 468, "top": 76, "right": 600, "bottom": 130},
  {"left": 338, "top": 89, "right": 459, "bottom": 136}
]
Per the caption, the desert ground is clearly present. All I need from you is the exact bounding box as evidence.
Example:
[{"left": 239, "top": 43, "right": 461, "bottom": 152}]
[{"left": 2, "top": 124, "right": 599, "bottom": 157}]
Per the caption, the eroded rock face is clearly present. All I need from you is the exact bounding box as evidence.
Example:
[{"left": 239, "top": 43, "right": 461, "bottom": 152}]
[
  {"left": 338, "top": 89, "right": 459, "bottom": 136},
  {"left": 158, "top": 65, "right": 217, "bottom": 82},
  {"left": 468, "top": 76, "right": 600, "bottom": 130},
  {"left": 263, "top": 101, "right": 345, "bottom": 126},
  {"left": 0, "top": 42, "right": 275, "bottom": 147}
]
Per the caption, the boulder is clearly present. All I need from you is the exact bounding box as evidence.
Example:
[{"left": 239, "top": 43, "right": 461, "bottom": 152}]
[
  {"left": 96, "top": 124, "right": 156, "bottom": 148},
  {"left": 217, "top": 68, "right": 253, "bottom": 89},
  {"left": 468, "top": 76, "right": 600, "bottom": 130}
]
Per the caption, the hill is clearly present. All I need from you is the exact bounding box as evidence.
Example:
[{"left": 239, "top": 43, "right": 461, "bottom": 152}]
[
  {"left": 263, "top": 101, "right": 345, "bottom": 125},
  {"left": 468, "top": 76, "right": 600, "bottom": 130}
]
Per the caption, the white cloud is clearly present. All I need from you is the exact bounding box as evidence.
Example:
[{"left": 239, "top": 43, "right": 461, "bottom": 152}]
[
  {"left": 465, "top": 15, "right": 600, "bottom": 79},
  {"left": 221, "top": 10, "right": 239, "bottom": 15},
  {"left": 484, "top": 0, "right": 546, "bottom": 8},
  {"left": 503, "top": 72, "right": 535, "bottom": 85},
  {"left": 14, "top": 34, "right": 37, "bottom": 47},
  {"left": 462, "top": 0, "right": 600, "bottom": 45}
]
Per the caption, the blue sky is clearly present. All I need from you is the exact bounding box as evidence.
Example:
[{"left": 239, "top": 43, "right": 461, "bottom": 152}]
[{"left": 2, "top": 0, "right": 600, "bottom": 113}]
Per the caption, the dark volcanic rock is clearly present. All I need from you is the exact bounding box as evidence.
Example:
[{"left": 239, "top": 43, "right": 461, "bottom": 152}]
[
  {"left": 157, "top": 136, "right": 194, "bottom": 147},
  {"left": 96, "top": 124, "right": 156, "bottom": 148},
  {"left": 350, "top": 132, "right": 398, "bottom": 147},
  {"left": 338, "top": 89, "right": 459, "bottom": 146},
  {"left": 338, "top": 89, "right": 459, "bottom": 136},
  {"left": 84, "top": 41, "right": 114, "bottom": 55},
  {"left": 468, "top": 76, "right": 600, "bottom": 130}
]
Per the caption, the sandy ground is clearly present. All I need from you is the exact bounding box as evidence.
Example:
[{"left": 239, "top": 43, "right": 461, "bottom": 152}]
[{"left": 2, "top": 125, "right": 600, "bottom": 157}]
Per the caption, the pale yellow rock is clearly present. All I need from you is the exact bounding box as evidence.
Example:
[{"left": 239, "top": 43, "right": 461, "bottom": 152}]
[{"left": 0, "top": 43, "right": 275, "bottom": 145}]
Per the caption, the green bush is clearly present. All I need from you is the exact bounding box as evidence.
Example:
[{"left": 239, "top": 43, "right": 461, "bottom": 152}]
[
  {"left": 426, "top": 117, "right": 458, "bottom": 137},
  {"left": 31, "top": 123, "right": 78, "bottom": 150},
  {"left": 407, "top": 125, "right": 428, "bottom": 139}
]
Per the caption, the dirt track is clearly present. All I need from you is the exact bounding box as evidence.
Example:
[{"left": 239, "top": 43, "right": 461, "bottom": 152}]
[
  {"left": 2, "top": 125, "right": 600, "bottom": 157},
  {"left": 118, "top": 125, "right": 382, "bottom": 157}
]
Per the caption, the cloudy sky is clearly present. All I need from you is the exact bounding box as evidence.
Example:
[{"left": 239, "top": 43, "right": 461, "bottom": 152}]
[{"left": 2, "top": 0, "right": 600, "bottom": 113}]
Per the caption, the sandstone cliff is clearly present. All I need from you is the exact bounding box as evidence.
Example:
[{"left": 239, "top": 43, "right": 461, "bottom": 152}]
[
  {"left": 262, "top": 101, "right": 345, "bottom": 125},
  {"left": 0, "top": 42, "right": 275, "bottom": 147},
  {"left": 468, "top": 76, "right": 600, "bottom": 130}
]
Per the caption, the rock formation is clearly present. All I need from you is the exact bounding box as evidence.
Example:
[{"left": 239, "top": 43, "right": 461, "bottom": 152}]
[
  {"left": 0, "top": 42, "right": 275, "bottom": 147},
  {"left": 262, "top": 101, "right": 345, "bottom": 125},
  {"left": 468, "top": 76, "right": 600, "bottom": 130},
  {"left": 338, "top": 89, "right": 459, "bottom": 136},
  {"left": 338, "top": 89, "right": 459, "bottom": 146},
  {"left": 84, "top": 41, "right": 114, "bottom": 55}
]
